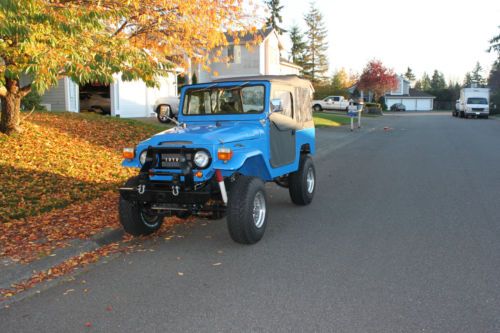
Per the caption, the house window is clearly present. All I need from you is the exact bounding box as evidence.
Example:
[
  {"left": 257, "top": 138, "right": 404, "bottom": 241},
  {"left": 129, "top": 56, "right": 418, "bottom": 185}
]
[{"left": 227, "top": 45, "right": 241, "bottom": 64}]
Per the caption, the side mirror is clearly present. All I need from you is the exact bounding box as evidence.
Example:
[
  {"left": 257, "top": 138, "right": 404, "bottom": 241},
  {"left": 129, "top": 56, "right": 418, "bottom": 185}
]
[{"left": 271, "top": 98, "right": 283, "bottom": 112}]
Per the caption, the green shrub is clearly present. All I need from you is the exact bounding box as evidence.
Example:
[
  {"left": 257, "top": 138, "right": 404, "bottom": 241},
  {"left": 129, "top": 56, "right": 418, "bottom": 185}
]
[{"left": 21, "top": 91, "right": 46, "bottom": 111}]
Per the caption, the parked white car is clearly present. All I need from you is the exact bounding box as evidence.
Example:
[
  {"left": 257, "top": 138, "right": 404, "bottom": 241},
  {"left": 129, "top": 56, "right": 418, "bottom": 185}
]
[
  {"left": 153, "top": 96, "right": 180, "bottom": 123},
  {"left": 312, "top": 96, "right": 349, "bottom": 112}
]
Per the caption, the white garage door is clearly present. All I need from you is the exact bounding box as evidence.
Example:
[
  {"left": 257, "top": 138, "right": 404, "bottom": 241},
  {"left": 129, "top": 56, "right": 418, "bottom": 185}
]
[
  {"left": 402, "top": 99, "right": 416, "bottom": 111},
  {"left": 416, "top": 99, "right": 432, "bottom": 111}
]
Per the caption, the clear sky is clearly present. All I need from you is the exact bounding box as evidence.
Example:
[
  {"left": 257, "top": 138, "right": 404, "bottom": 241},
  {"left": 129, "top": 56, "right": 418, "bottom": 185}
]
[{"left": 271, "top": 0, "right": 500, "bottom": 83}]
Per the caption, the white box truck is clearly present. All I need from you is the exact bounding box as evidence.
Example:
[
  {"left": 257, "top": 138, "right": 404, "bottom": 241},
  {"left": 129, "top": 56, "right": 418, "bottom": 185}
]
[{"left": 453, "top": 87, "right": 490, "bottom": 119}]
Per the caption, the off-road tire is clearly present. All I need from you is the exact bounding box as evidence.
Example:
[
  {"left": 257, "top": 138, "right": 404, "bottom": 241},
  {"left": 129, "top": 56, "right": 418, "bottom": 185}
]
[
  {"left": 227, "top": 176, "right": 268, "bottom": 244},
  {"left": 119, "top": 176, "right": 163, "bottom": 236},
  {"left": 156, "top": 105, "right": 172, "bottom": 124},
  {"left": 289, "top": 155, "right": 316, "bottom": 206}
]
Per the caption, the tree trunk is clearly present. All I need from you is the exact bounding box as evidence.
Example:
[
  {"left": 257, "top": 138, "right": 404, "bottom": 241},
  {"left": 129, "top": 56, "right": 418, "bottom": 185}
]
[{"left": 0, "top": 79, "right": 23, "bottom": 135}]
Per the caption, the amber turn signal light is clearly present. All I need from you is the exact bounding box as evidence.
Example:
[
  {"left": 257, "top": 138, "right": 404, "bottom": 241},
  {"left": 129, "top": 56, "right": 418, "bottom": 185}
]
[
  {"left": 217, "top": 148, "right": 233, "bottom": 161},
  {"left": 195, "top": 171, "right": 203, "bottom": 178},
  {"left": 123, "top": 147, "right": 135, "bottom": 159}
]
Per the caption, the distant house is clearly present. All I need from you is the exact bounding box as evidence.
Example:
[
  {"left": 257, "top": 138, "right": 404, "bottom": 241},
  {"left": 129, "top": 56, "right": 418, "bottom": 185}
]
[
  {"left": 196, "top": 27, "right": 302, "bottom": 83},
  {"left": 385, "top": 75, "right": 435, "bottom": 111}
]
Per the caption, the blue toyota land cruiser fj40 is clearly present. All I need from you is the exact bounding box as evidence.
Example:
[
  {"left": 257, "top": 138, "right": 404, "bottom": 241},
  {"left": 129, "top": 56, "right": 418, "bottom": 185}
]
[{"left": 119, "top": 75, "right": 316, "bottom": 244}]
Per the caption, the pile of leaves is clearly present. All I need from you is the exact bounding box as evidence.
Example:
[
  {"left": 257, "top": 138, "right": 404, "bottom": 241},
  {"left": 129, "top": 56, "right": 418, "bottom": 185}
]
[
  {"left": 0, "top": 111, "right": 174, "bottom": 297},
  {"left": 0, "top": 112, "right": 164, "bottom": 222}
]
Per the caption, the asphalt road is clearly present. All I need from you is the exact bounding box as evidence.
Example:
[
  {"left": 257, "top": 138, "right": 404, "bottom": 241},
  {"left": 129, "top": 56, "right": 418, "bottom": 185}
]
[{"left": 2, "top": 113, "right": 500, "bottom": 332}]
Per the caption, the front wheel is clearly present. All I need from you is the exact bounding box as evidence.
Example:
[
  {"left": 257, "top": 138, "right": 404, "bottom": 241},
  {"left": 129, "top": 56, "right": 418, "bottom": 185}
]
[
  {"left": 227, "top": 176, "right": 268, "bottom": 244},
  {"left": 156, "top": 105, "right": 172, "bottom": 123},
  {"left": 119, "top": 177, "right": 163, "bottom": 236},
  {"left": 289, "top": 155, "right": 316, "bottom": 205}
]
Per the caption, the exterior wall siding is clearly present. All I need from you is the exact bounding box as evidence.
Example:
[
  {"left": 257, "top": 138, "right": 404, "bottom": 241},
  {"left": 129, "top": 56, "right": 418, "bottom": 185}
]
[{"left": 40, "top": 78, "right": 67, "bottom": 111}]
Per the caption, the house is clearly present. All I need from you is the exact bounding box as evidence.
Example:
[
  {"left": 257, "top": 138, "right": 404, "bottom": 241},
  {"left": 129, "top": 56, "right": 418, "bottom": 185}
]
[
  {"left": 385, "top": 75, "right": 435, "bottom": 111},
  {"left": 39, "top": 73, "right": 178, "bottom": 118},
  {"left": 39, "top": 27, "right": 301, "bottom": 118},
  {"left": 196, "top": 27, "right": 301, "bottom": 83}
]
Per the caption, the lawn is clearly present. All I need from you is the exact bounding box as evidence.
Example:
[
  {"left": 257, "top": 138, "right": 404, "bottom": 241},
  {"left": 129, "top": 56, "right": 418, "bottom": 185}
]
[
  {"left": 0, "top": 111, "right": 167, "bottom": 223},
  {"left": 313, "top": 112, "right": 353, "bottom": 127}
]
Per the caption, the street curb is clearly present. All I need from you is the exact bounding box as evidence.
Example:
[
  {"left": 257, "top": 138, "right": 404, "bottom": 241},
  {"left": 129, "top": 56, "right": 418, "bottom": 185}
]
[{"left": 0, "top": 227, "right": 123, "bottom": 307}]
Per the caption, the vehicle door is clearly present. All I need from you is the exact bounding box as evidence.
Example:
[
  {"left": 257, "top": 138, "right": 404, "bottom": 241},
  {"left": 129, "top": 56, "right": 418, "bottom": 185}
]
[
  {"left": 332, "top": 96, "right": 341, "bottom": 109},
  {"left": 269, "top": 90, "right": 296, "bottom": 168}
]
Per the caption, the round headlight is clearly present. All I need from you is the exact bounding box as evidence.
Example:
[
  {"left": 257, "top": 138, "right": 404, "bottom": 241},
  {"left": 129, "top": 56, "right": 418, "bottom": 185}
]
[
  {"left": 139, "top": 150, "right": 148, "bottom": 165},
  {"left": 194, "top": 151, "right": 210, "bottom": 168}
]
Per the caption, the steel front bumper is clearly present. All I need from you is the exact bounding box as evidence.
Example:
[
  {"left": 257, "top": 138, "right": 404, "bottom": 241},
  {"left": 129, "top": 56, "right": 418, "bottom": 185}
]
[{"left": 119, "top": 181, "right": 212, "bottom": 205}]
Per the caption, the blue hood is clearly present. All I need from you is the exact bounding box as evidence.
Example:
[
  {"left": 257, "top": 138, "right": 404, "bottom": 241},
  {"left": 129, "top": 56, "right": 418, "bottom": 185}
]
[{"left": 146, "top": 121, "right": 265, "bottom": 146}]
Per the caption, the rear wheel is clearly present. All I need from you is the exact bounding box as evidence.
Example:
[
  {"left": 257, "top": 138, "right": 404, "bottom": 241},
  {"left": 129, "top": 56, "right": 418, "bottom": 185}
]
[
  {"left": 227, "top": 176, "right": 268, "bottom": 244},
  {"left": 119, "top": 177, "right": 163, "bottom": 236},
  {"left": 289, "top": 155, "right": 316, "bottom": 205},
  {"left": 313, "top": 104, "right": 322, "bottom": 112}
]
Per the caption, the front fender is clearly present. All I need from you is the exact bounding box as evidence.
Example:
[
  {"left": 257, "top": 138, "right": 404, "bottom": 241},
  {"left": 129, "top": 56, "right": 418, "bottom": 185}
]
[{"left": 213, "top": 148, "right": 271, "bottom": 180}]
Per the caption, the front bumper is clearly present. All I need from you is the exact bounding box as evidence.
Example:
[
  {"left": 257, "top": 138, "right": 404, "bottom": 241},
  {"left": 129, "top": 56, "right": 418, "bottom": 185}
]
[{"left": 120, "top": 181, "right": 212, "bottom": 205}]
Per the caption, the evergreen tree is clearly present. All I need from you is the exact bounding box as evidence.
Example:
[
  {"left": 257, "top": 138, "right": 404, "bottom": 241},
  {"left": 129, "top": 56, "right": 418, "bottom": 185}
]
[
  {"left": 470, "top": 62, "right": 486, "bottom": 87},
  {"left": 414, "top": 80, "right": 422, "bottom": 90},
  {"left": 463, "top": 72, "right": 473, "bottom": 87},
  {"left": 421, "top": 72, "right": 432, "bottom": 91},
  {"left": 430, "top": 70, "right": 446, "bottom": 91},
  {"left": 488, "top": 60, "right": 500, "bottom": 113},
  {"left": 488, "top": 26, "right": 500, "bottom": 55},
  {"left": 404, "top": 67, "right": 416, "bottom": 82},
  {"left": 265, "top": 0, "right": 286, "bottom": 34},
  {"left": 303, "top": 2, "right": 329, "bottom": 84},
  {"left": 289, "top": 24, "right": 307, "bottom": 70}
]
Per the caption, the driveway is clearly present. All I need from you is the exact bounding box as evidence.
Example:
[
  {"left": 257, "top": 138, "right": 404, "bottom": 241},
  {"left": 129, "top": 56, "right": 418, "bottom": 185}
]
[{"left": 2, "top": 113, "right": 500, "bottom": 332}]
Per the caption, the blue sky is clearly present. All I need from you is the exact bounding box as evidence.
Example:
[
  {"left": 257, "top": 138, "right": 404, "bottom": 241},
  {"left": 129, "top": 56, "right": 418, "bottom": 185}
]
[{"left": 262, "top": 0, "right": 500, "bottom": 82}]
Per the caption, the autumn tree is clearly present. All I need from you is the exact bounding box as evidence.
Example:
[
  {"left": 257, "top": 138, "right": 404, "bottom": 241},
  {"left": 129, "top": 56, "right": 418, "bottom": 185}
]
[
  {"left": 0, "top": 0, "right": 255, "bottom": 134},
  {"left": 303, "top": 2, "right": 329, "bottom": 84},
  {"left": 289, "top": 25, "right": 307, "bottom": 69},
  {"left": 357, "top": 60, "right": 398, "bottom": 101},
  {"left": 265, "top": 0, "right": 286, "bottom": 34}
]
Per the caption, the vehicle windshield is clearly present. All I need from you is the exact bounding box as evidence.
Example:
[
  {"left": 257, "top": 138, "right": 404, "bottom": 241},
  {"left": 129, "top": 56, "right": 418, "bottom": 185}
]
[
  {"left": 467, "top": 97, "right": 488, "bottom": 105},
  {"left": 182, "top": 85, "right": 265, "bottom": 115}
]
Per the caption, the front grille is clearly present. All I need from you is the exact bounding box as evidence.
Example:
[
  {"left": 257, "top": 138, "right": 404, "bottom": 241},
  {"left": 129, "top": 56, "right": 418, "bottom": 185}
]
[
  {"left": 160, "top": 153, "right": 192, "bottom": 169},
  {"left": 472, "top": 108, "right": 484, "bottom": 111},
  {"left": 143, "top": 148, "right": 211, "bottom": 170}
]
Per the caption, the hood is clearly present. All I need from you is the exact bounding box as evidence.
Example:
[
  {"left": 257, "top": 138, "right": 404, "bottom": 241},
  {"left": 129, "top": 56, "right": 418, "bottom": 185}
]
[{"left": 146, "top": 122, "right": 265, "bottom": 146}]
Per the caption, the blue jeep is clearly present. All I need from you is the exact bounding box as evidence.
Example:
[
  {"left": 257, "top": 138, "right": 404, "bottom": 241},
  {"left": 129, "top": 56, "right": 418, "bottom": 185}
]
[{"left": 119, "top": 75, "right": 316, "bottom": 244}]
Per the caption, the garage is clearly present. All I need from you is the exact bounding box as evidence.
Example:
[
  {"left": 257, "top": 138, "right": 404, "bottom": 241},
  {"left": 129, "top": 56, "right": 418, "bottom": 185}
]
[
  {"left": 385, "top": 89, "right": 435, "bottom": 111},
  {"left": 40, "top": 73, "right": 179, "bottom": 118}
]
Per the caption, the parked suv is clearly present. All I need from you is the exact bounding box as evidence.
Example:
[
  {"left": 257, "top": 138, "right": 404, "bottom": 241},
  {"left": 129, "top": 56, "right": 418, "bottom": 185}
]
[{"left": 119, "top": 75, "right": 316, "bottom": 244}]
